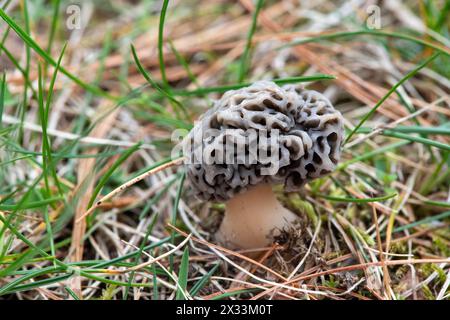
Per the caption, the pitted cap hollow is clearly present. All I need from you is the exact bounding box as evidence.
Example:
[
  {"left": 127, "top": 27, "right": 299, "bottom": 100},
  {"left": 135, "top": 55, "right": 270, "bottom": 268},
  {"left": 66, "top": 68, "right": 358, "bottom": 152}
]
[{"left": 183, "top": 81, "right": 344, "bottom": 202}]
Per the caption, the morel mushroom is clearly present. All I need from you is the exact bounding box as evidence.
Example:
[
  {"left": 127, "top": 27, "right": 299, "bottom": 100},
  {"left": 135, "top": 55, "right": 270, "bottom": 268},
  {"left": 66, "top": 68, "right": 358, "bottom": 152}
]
[{"left": 183, "top": 81, "right": 344, "bottom": 249}]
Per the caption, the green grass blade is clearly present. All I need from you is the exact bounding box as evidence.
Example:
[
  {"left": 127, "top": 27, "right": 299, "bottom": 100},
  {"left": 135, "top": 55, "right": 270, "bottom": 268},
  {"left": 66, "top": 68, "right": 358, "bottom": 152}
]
[
  {"left": 37, "top": 64, "right": 51, "bottom": 196},
  {"left": 168, "top": 40, "right": 200, "bottom": 88},
  {"left": 124, "top": 211, "right": 159, "bottom": 300},
  {"left": 0, "top": 73, "right": 5, "bottom": 128},
  {"left": 210, "top": 288, "right": 261, "bottom": 300},
  {"left": 64, "top": 286, "right": 80, "bottom": 300},
  {"left": 0, "top": 42, "right": 37, "bottom": 98},
  {"left": 87, "top": 142, "right": 142, "bottom": 209},
  {"left": 318, "top": 192, "right": 397, "bottom": 203},
  {"left": 282, "top": 30, "right": 450, "bottom": 57},
  {"left": 18, "top": 0, "right": 30, "bottom": 142},
  {"left": 130, "top": 44, "right": 186, "bottom": 117},
  {"left": 0, "top": 155, "right": 33, "bottom": 167},
  {"left": 0, "top": 197, "right": 62, "bottom": 210},
  {"left": 433, "top": 0, "right": 450, "bottom": 31},
  {"left": 339, "top": 141, "right": 409, "bottom": 169},
  {"left": 238, "top": 0, "right": 264, "bottom": 83},
  {"left": 351, "top": 125, "right": 450, "bottom": 151},
  {"left": 423, "top": 199, "right": 450, "bottom": 209},
  {"left": 171, "top": 74, "right": 335, "bottom": 96},
  {"left": 0, "top": 175, "right": 46, "bottom": 258},
  {"left": 40, "top": 43, "right": 67, "bottom": 197},
  {"left": 170, "top": 172, "right": 186, "bottom": 271},
  {"left": 158, "top": 0, "right": 170, "bottom": 87},
  {"left": 45, "top": 42, "right": 67, "bottom": 119},
  {"left": 0, "top": 266, "right": 60, "bottom": 295},
  {"left": 189, "top": 263, "right": 220, "bottom": 297},
  {"left": 176, "top": 246, "right": 189, "bottom": 300},
  {"left": 139, "top": 176, "right": 178, "bottom": 220},
  {"left": 393, "top": 211, "right": 450, "bottom": 234},
  {"left": 0, "top": 250, "right": 34, "bottom": 277},
  {"left": 345, "top": 53, "right": 440, "bottom": 144},
  {"left": 43, "top": 204, "right": 55, "bottom": 267},
  {"left": 46, "top": 0, "right": 61, "bottom": 53},
  {"left": 91, "top": 236, "right": 172, "bottom": 269},
  {"left": 356, "top": 125, "right": 450, "bottom": 136},
  {"left": 0, "top": 215, "right": 155, "bottom": 293},
  {"left": 381, "top": 130, "right": 450, "bottom": 152}
]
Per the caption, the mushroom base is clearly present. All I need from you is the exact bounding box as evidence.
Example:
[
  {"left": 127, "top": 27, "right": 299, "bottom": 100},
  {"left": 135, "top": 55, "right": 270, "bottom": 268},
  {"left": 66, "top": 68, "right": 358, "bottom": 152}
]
[{"left": 216, "top": 184, "right": 298, "bottom": 250}]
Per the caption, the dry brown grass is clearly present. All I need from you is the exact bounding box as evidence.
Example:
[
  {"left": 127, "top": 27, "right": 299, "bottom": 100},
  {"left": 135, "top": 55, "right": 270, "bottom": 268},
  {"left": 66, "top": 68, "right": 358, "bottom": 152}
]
[{"left": 0, "top": 0, "right": 449, "bottom": 300}]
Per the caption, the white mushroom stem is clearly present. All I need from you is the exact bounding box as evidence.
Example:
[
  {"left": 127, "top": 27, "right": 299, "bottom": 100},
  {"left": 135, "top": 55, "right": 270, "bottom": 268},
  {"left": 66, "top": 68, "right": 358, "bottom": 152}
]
[{"left": 217, "top": 183, "right": 298, "bottom": 250}]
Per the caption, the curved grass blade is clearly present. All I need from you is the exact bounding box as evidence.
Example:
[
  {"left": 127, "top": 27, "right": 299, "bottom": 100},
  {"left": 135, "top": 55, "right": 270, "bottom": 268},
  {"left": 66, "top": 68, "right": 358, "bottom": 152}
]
[
  {"left": 64, "top": 286, "right": 80, "bottom": 300},
  {"left": 423, "top": 200, "right": 450, "bottom": 209},
  {"left": 130, "top": 44, "right": 187, "bottom": 118},
  {"left": 0, "top": 73, "right": 5, "bottom": 127},
  {"left": 171, "top": 74, "right": 335, "bottom": 96},
  {"left": 39, "top": 43, "right": 67, "bottom": 197},
  {"left": 345, "top": 53, "right": 440, "bottom": 144},
  {"left": 281, "top": 30, "right": 450, "bottom": 57},
  {"left": 169, "top": 172, "right": 186, "bottom": 271},
  {"left": 318, "top": 192, "right": 397, "bottom": 203},
  {"left": 176, "top": 246, "right": 189, "bottom": 300},
  {"left": 339, "top": 141, "right": 409, "bottom": 169},
  {"left": 393, "top": 211, "right": 450, "bottom": 234},
  {"left": 46, "top": 0, "right": 61, "bottom": 53},
  {"left": 210, "top": 288, "right": 261, "bottom": 300},
  {"left": 87, "top": 142, "right": 142, "bottom": 209},
  {"left": 0, "top": 197, "right": 63, "bottom": 210},
  {"left": 380, "top": 130, "right": 450, "bottom": 152},
  {"left": 238, "top": 0, "right": 264, "bottom": 83},
  {"left": 189, "top": 263, "right": 220, "bottom": 297},
  {"left": 158, "top": 0, "right": 170, "bottom": 87},
  {"left": 0, "top": 43, "right": 37, "bottom": 99},
  {"left": 168, "top": 40, "right": 201, "bottom": 89},
  {"left": 356, "top": 125, "right": 450, "bottom": 136},
  {"left": 0, "top": 250, "right": 34, "bottom": 277}
]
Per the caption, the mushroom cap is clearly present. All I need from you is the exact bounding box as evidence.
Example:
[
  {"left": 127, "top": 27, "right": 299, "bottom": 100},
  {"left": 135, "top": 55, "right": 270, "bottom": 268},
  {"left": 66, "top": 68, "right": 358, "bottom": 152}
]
[{"left": 183, "top": 81, "right": 344, "bottom": 201}]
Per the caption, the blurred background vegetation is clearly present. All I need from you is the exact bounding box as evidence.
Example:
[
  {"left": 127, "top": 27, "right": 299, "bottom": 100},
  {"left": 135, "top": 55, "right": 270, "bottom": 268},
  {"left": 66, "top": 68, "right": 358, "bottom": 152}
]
[{"left": 0, "top": 0, "right": 449, "bottom": 300}]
